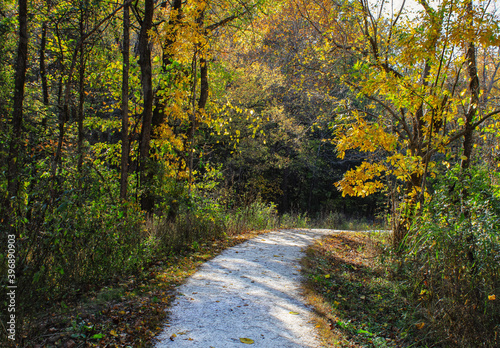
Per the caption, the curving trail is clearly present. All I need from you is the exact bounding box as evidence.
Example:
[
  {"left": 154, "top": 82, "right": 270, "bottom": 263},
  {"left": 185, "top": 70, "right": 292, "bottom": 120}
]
[{"left": 155, "top": 229, "right": 336, "bottom": 348}]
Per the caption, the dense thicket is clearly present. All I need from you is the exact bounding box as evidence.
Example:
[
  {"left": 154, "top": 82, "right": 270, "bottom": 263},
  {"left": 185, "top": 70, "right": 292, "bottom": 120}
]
[{"left": 0, "top": 0, "right": 377, "bottom": 335}]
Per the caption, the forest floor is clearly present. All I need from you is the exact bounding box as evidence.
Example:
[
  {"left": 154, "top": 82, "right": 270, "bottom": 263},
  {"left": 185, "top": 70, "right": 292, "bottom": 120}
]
[
  {"left": 301, "top": 231, "right": 422, "bottom": 347},
  {"left": 22, "top": 228, "right": 422, "bottom": 348}
]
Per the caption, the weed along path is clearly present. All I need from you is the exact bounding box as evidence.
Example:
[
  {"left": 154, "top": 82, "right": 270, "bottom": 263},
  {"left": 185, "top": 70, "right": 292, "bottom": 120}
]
[{"left": 154, "top": 229, "right": 335, "bottom": 347}]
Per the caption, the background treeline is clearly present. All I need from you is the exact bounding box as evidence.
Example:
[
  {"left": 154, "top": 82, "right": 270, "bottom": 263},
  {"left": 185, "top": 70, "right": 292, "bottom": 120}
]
[
  {"left": 1, "top": 0, "right": 499, "bottom": 346},
  {"left": 0, "top": 0, "right": 377, "bottom": 333}
]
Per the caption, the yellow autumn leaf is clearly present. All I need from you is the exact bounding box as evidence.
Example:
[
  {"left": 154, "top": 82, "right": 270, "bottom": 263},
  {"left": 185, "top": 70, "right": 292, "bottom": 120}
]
[
  {"left": 488, "top": 294, "right": 496, "bottom": 301},
  {"left": 325, "top": 274, "right": 330, "bottom": 279},
  {"left": 239, "top": 337, "right": 254, "bottom": 344},
  {"left": 415, "top": 322, "right": 425, "bottom": 330},
  {"left": 289, "top": 311, "right": 299, "bottom": 315},
  {"left": 110, "top": 330, "right": 118, "bottom": 337}
]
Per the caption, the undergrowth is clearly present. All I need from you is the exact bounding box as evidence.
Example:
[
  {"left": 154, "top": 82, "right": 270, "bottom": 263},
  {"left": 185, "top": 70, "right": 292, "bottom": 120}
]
[
  {"left": 401, "top": 166, "right": 500, "bottom": 347},
  {"left": 302, "top": 228, "right": 499, "bottom": 347},
  {"left": 280, "top": 210, "right": 387, "bottom": 231},
  {"left": 302, "top": 231, "right": 428, "bottom": 347},
  {"left": 0, "top": 193, "right": 278, "bottom": 346}
]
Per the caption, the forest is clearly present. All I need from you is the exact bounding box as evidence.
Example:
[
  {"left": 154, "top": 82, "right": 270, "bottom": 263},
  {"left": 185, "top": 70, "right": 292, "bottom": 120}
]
[{"left": 1, "top": 0, "right": 499, "bottom": 346}]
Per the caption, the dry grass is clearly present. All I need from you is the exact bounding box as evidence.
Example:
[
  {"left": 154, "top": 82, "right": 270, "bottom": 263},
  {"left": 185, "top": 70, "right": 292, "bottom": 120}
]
[{"left": 301, "top": 231, "right": 421, "bottom": 347}]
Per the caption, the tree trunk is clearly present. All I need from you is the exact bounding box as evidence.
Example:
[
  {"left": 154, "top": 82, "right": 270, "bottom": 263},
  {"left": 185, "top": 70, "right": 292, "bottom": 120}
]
[
  {"left": 40, "top": 21, "right": 49, "bottom": 106},
  {"left": 198, "top": 56, "right": 208, "bottom": 110},
  {"left": 462, "top": 37, "right": 479, "bottom": 170},
  {"left": 138, "top": 0, "right": 155, "bottom": 212},
  {"left": 462, "top": 0, "right": 480, "bottom": 271},
  {"left": 152, "top": 0, "right": 183, "bottom": 129},
  {"left": 77, "top": 4, "right": 86, "bottom": 173},
  {"left": 120, "top": 1, "right": 130, "bottom": 201},
  {"left": 7, "top": 0, "right": 28, "bottom": 201}
]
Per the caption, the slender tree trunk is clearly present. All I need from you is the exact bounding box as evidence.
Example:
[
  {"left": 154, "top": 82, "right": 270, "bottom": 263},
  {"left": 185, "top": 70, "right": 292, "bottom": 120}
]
[
  {"left": 7, "top": 0, "right": 28, "bottom": 201},
  {"left": 282, "top": 167, "right": 289, "bottom": 213},
  {"left": 462, "top": 40, "right": 479, "bottom": 169},
  {"left": 120, "top": 1, "right": 130, "bottom": 201},
  {"left": 77, "top": 52, "right": 85, "bottom": 172},
  {"left": 196, "top": 1, "right": 208, "bottom": 111},
  {"left": 198, "top": 56, "right": 208, "bottom": 110},
  {"left": 188, "top": 53, "right": 197, "bottom": 192},
  {"left": 138, "top": 0, "right": 154, "bottom": 212},
  {"left": 40, "top": 21, "right": 49, "bottom": 106},
  {"left": 152, "top": 0, "right": 182, "bottom": 129},
  {"left": 462, "top": 0, "right": 480, "bottom": 271},
  {"left": 77, "top": 4, "right": 86, "bottom": 173}
]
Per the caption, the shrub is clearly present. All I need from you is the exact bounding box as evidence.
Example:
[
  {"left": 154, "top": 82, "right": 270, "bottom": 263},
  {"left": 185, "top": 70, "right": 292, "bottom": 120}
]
[
  {"left": 152, "top": 195, "right": 278, "bottom": 253},
  {"left": 404, "top": 165, "right": 500, "bottom": 347}
]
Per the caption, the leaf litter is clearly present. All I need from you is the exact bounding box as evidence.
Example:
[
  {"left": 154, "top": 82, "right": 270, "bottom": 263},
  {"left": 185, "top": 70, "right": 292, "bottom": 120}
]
[
  {"left": 301, "top": 231, "right": 424, "bottom": 347},
  {"left": 21, "top": 230, "right": 267, "bottom": 347}
]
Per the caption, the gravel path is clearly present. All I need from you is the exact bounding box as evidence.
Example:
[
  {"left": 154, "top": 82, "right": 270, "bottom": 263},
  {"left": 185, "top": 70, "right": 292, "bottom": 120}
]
[{"left": 155, "top": 229, "right": 336, "bottom": 348}]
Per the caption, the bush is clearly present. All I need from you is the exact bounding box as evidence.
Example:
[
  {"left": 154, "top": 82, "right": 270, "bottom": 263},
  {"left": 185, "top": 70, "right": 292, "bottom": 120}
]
[
  {"left": 151, "top": 195, "right": 278, "bottom": 253},
  {"left": 0, "top": 198, "right": 149, "bottom": 312},
  {"left": 404, "top": 165, "right": 500, "bottom": 347}
]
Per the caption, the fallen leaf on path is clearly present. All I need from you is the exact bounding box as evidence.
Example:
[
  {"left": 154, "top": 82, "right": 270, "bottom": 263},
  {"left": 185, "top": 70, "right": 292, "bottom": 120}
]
[
  {"left": 239, "top": 337, "right": 254, "bottom": 344},
  {"left": 289, "top": 311, "right": 299, "bottom": 315},
  {"left": 358, "top": 329, "right": 373, "bottom": 336}
]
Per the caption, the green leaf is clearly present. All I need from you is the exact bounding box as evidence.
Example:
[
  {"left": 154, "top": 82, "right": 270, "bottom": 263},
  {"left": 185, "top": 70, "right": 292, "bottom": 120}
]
[{"left": 357, "top": 329, "right": 373, "bottom": 336}]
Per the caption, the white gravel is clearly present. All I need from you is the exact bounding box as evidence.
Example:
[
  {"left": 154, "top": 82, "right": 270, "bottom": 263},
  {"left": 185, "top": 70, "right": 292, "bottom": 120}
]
[{"left": 154, "top": 229, "right": 337, "bottom": 348}]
